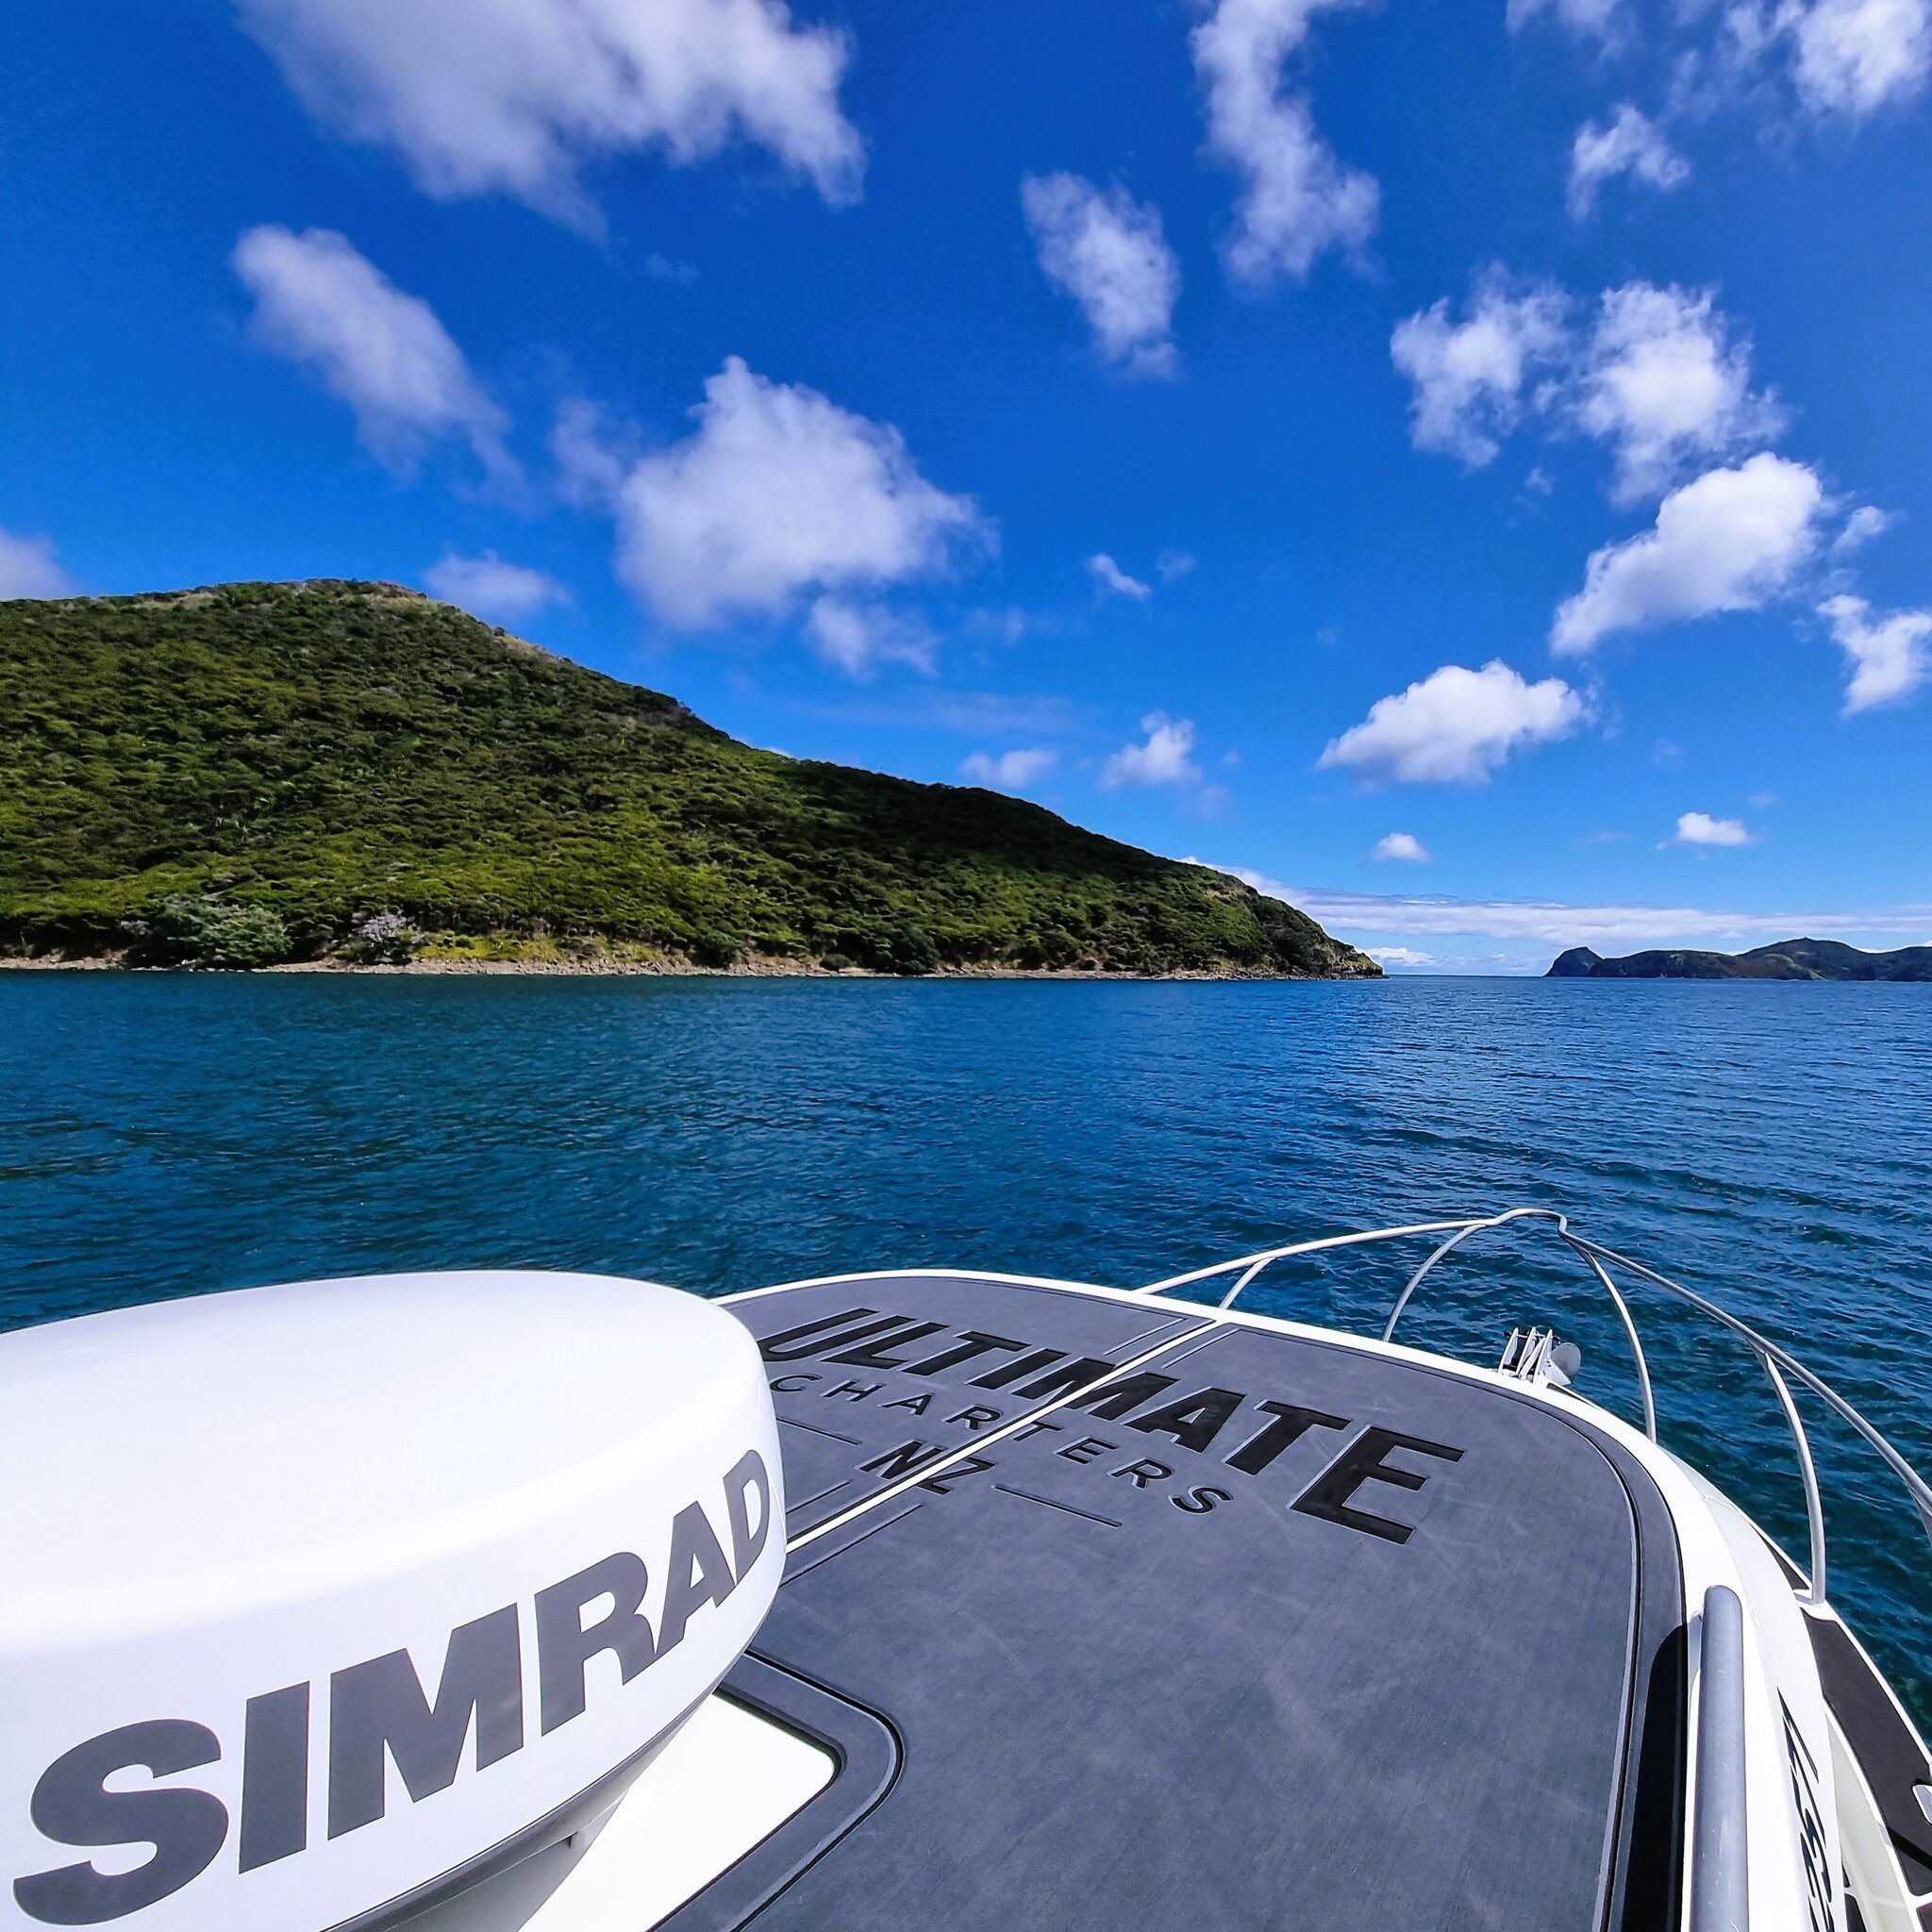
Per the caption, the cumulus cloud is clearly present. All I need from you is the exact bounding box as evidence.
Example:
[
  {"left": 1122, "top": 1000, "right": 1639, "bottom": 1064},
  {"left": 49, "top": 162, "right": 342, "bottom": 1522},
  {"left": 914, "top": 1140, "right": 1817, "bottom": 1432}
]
[
  {"left": 1088, "top": 553, "right": 1153, "bottom": 600},
  {"left": 550, "top": 396, "right": 635, "bottom": 508},
  {"left": 1102, "top": 712, "right": 1203, "bottom": 789},
  {"left": 610, "top": 357, "right": 988, "bottom": 629},
  {"left": 1533, "top": 0, "right": 1924, "bottom": 142},
  {"left": 1551, "top": 453, "right": 1824, "bottom": 654},
  {"left": 1394, "top": 274, "right": 1786, "bottom": 503},
  {"left": 1192, "top": 0, "right": 1378, "bottom": 284},
  {"left": 234, "top": 0, "right": 863, "bottom": 226},
  {"left": 1788, "top": 0, "right": 1930, "bottom": 114},
  {"left": 1820, "top": 592, "right": 1932, "bottom": 711},
  {"left": 1372, "top": 831, "right": 1432, "bottom": 862},
  {"left": 425, "top": 551, "right": 569, "bottom": 621},
  {"left": 960, "top": 746, "right": 1058, "bottom": 791},
  {"left": 1364, "top": 945, "right": 1437, "bottom": 967},
  {"left": 0, "top": 528, "right": 79, "bottom": 600},
  {"left": 233, "top": 225, "right": 513, "bottom": 480},
  {"left": 1674, "top": 810, "right": 1754, "bottom": 845},
  {"left": 1320, "top": 661, "right": 1587, "bottom": 785},
  {"left": 1507, "top": 0, "right": 1625, "bottom": 39},
  {"left": 1022, "top": 175, "right": 1180, "bottom": 377},
  {"left": 1833, "top": 504, "right": 1895, "bottom": 553},
  {"left": 1567, "top": 106, "right": 1690, "bottom": 219},
  {"left": 805, "top": 596, "right": 936, "bottom": 677},
  {"left": 1391, "top": 271, "right": 1568, "bottom": 468},
  {"left": 1574, "top": 283, "right": 1784, "bottom": 504}
]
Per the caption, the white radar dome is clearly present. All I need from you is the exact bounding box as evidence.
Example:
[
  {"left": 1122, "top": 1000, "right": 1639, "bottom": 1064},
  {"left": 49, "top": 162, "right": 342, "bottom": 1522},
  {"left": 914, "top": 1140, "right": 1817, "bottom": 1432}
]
[{"left": 0, "top": 1271, "right": 784, "bottom": 1932}]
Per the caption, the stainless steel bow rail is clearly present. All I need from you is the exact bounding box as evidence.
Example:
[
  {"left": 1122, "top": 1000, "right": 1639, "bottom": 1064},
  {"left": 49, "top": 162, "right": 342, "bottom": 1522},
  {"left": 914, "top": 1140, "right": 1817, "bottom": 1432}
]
[{"left": 1140, "top": 1206, "right": 1932, "bottom": 1613}]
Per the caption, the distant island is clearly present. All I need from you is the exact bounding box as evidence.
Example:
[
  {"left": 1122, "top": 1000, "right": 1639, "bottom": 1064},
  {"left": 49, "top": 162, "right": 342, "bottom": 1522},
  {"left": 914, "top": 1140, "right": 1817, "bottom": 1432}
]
[
  {"left": 0, "top": 580, "right": 1378, "bottom": 979},
  {"left": 1548, "top": 939, "right": 1932, "bottom": 980}
]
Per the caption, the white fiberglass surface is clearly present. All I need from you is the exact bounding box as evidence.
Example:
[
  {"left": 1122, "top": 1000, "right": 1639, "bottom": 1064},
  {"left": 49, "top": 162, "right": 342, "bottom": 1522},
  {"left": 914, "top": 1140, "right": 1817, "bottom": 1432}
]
[{"left": 411, "top": 1693, "right": 835, "bottom": 1932}]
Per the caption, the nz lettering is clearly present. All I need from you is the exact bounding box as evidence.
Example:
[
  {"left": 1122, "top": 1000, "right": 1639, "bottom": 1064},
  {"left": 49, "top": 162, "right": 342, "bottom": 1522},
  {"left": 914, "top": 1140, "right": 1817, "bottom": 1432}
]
[{"left": 760, "top": 1307, "right": 1465, "bottom": 1542}]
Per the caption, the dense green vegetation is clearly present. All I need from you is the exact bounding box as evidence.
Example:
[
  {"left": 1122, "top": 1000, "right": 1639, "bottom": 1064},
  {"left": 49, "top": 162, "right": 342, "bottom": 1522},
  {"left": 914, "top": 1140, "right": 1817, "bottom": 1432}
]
[{"left": 0, "top": 581, "right": 1377, "bottom": 976}]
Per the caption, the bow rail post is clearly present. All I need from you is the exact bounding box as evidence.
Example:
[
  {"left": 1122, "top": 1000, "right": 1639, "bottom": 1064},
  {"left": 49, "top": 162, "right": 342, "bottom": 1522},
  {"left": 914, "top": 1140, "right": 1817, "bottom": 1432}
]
[{"left": 1691, "top": 1585, "right": 1752, "bottom": 1932}]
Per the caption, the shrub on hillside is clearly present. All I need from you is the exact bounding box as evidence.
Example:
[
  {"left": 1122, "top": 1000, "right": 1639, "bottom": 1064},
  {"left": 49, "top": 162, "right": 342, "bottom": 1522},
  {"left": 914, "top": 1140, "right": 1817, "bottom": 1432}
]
[
  {"left": 887, "top": 924, "right": 941, "bottom": 974},
  {"left": 345, "top": 910, "right": 423, "bottom": 964},
  {"left": 122, "top": 894, "right": 291, "bottom": 969}
]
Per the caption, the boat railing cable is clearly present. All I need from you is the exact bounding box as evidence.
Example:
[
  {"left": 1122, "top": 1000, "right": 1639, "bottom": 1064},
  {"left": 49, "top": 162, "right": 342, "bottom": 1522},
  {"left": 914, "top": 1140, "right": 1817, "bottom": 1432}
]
[
  {"left": 1569, "top": 1232, "right": 1932, "bottom": 1586},
  {"left": 1135, "top": 1218, "right": 1487, "bottom": 1308},
  {"left": 1140, "top": 1208, "right": 1932, "bottom": 1604},
  {"left": 1762, "top": 1354, "right": 1827, "bottom": 1608},
  {"left": 1567, "top": 1241, "right": 1658, "bottom": 1445}
]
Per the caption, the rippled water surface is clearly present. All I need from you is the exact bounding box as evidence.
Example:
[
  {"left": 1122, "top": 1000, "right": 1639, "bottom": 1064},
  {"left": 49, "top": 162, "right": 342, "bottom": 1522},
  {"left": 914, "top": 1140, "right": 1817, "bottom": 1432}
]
[{"left": 5, "top": 973, "right": 1929, "bottom": 1709}]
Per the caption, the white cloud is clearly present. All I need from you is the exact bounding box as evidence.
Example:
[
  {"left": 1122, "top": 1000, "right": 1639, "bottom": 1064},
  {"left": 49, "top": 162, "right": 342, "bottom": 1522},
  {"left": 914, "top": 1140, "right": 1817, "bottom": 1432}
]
[
  {"left": 1391, "top": 271, "right": 1568, "bottom": 468},
  {"left": 233, "top": 225, "right": 513, "bottom": 480},
  {"left": 1320, "top": 661, "right": 1588, "bottom": 785},
  {"left": 1021, "top": 175, "right": 1180, "bottom": 378},
  {"left": 1552, "top": 454, "right": 1824, "bottom": 654},
  {"left": 1102, "top": 712, "right": 1203, "bottom": 789},
  {"left": 1788, "top": 0, "right": 1930, "bottom": 114},
  {"left": 611, "top": 357, "right": 988, "bottom": 629},
  {"left": 1393, "top": 274, "right": 1790, "bottom": 504},
  {"left": 1372, "top": 831, "right": 1432, "bottom": 862},
  {"left": 960, "top": 746, "right": 1058, "bottom": 791},
  {"left": 1191, "top": 0, "right": 1378, "bottom": 284},
  {"left": 0, "top": 528, "right": 78, "bottom": 599},
  {"left": 551, "top": 396, "right": 633, "bottom": 508},
  {"left": 1567, "top": 105, "right": 1690, "bottom": 218},
  {"left": 1365, "top": 945, "right": 1437, "bottom": 967},
  {"left": 1574, "top": 283, "right": 1784, "bottom": 503},
  {"left": 425, "top": 551, "right": 569, "bottom": 621},
  {"left": 1674, "top": 809, "right": 1754, "bottom": 845},
  {"left": 805, "top": 597, "right": 936, "bottom": 677},
  {"left": 234, "top": 0, "right": 862, "bottom": 227},
  {"left": 1157, "top": 549, "right": 1197, "bottom": 581},
  {"left": 1508, "top": 0, "right": 1625, "bottom": 40},
  {"left": 1088, "top": 553, "right": 1153, "bottom": 600},
  {"left": 1820, "top": 592, "right": 1932, "bottom": 711},
  {"left": 1834, "top": 504, "right": 1895, "bottom": 553},
  {"left": 1201, "top": 864, "right": 1932, "bottom": 951}
]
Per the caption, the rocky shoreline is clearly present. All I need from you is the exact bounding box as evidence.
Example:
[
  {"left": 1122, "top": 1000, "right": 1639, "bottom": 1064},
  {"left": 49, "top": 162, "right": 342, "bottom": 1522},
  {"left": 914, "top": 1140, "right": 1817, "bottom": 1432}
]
[{"left": 0, "top": 952, "right": 1376, "bottom": 982}]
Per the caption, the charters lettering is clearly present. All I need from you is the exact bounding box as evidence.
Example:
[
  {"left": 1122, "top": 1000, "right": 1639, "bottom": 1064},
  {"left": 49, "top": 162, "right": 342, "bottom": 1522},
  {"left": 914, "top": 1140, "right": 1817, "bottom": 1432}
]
[{"left": 768, "top": 1309, "right": 1468, "bottom": 1541}]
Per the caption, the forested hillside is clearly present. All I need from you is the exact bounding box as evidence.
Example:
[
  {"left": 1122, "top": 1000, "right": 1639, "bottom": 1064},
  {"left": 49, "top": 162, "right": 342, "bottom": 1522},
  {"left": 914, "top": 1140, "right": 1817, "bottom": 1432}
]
[{"left": 0, "top": 581, "right": 1376, "bottom": 977}]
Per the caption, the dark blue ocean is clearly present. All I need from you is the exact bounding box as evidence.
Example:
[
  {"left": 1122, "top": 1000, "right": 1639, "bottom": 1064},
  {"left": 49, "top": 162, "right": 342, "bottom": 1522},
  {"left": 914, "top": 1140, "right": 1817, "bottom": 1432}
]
[{"left": 4, "top": 973, "right": 1929, "bottom": 1711}]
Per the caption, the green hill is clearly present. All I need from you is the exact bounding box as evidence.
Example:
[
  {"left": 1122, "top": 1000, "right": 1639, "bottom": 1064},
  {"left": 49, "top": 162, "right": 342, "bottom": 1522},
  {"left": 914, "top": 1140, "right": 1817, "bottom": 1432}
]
[
  {"left": 1547, "top": 939, "right": 1932, "bottom": 980},
  {"left": 0, "top": 580, "right": 1377, "bottom": 978}
]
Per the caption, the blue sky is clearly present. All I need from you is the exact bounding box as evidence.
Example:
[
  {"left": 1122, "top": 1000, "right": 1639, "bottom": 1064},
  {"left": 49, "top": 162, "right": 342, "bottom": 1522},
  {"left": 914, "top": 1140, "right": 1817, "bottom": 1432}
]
[{"left": 3, "top": 0, "right": 1927, "bottom": 971}]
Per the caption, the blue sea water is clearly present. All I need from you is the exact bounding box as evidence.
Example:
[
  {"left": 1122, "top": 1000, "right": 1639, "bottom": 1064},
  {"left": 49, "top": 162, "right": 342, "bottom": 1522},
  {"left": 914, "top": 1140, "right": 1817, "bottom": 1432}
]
[{"left": 4, "top": 972, "right": 1929, "bottom": 1711}]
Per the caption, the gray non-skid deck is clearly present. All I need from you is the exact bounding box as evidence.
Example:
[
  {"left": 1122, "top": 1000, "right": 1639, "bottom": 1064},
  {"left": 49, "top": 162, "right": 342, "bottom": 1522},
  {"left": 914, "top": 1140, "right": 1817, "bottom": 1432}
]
[{"left": 700, "top": 1275, "right": 1684, "bottom": 1931}]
